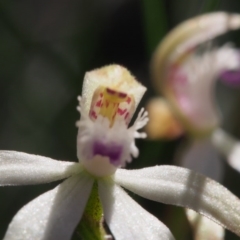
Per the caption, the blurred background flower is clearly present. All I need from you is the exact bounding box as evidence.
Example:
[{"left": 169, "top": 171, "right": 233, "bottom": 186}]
[{"left": 1, "top": 0, "right": 240, "bottom": 239}]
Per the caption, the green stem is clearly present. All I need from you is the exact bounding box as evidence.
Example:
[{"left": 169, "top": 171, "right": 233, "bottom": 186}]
[
  {"left": 72, "top": 182, "right": 107, "bottom": 240},
  {"left": 202, "top": 0, "right": 222, "bottom": 13},
  {"left": 141, "top": 0, "right": 168, "bottom": 56}
]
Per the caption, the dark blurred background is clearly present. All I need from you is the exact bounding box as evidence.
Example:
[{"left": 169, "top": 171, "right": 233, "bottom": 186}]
[{"left": 0, "top": 0, "right": 240, "bottom": 239}]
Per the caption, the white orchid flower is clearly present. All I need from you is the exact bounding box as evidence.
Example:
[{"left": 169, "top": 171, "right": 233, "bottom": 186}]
[
  {"left": 2, "top": 64, "right": 240, "bottom": 240},
  {"left": 149, "top": 11, "right": 240, "bottom": 181},
  {"left": 148, "top": 12, "right": 240, "bottom": 176},
  {"left": 151, "top": 12, "right": 240, "bottom": 137},
  {"left": 146, "top": 12, "right": 240, "bottom": 176},
  {"left": 150, "top": 12, "right": 240, "bottom": 240}
]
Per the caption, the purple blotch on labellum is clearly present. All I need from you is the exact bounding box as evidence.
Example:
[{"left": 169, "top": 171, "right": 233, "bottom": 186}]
[{"left": 93, "top": 141, "right": 123, "bottom": 166}]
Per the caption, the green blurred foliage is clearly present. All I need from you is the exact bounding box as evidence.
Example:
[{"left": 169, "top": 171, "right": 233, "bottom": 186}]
[{"left": 0, "top": 0, "right": 240, "bottom": 239}]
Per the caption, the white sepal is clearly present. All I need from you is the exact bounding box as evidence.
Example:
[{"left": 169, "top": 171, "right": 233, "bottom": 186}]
[
  {"left": 0, "top": 151, "right": 81, "bottom": 185},
  {"left": 114, "top": 166, "right": 240, "bottom": 237},
  {"left": 4, "top": 174, "right": 94, "bottom": 240},
  {"left": 98, "top": 179, "right": 175, "bottom": 240}
]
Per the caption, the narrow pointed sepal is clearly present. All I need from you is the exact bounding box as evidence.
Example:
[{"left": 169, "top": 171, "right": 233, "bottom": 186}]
[
  {"left": 0, "top": 151, "right": 82, "bottom": 185},
  {"left": 115, "top": 166, "right": 240, "bottom": 237},
  {"left": 98, "top": 179, "right": 175, "bottom": 240},
  {"left": 4, "top": 174, "right": 94, "bottom": 240}
]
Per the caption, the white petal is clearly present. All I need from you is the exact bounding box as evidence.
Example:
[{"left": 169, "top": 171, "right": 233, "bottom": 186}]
[
  {"left": 4, "top": 174, "right": 94, "bottom": 240},
  {"left": 98, "top": 180, "right": 175, "bottom": 240},
  {"left": 186, "top": 209, "right": 225, "bottom": 240},
  {"left": 115, "top": 166, "right": 240, "bottom": 237},
  {"left": 0, "top": 151, "right": 82, "bottom": 185},
  {"left": 179, "top": 139, "right": 223, "bottom": 181}
]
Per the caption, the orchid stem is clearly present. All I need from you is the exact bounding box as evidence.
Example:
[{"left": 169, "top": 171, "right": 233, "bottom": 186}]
[
  {"left": 72, "top": 182, "right": 107, "bottom": 240},
  {"left": 202, "top": 0, "right": 222, "bottom": 13},
  {"left": 141, "top": 0, "right": 168, "bottom": 56}
]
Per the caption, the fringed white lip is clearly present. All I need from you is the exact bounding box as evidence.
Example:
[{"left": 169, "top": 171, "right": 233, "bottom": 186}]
[{"left": 76, "top": 96, "right": 149, "bottom": 177}]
